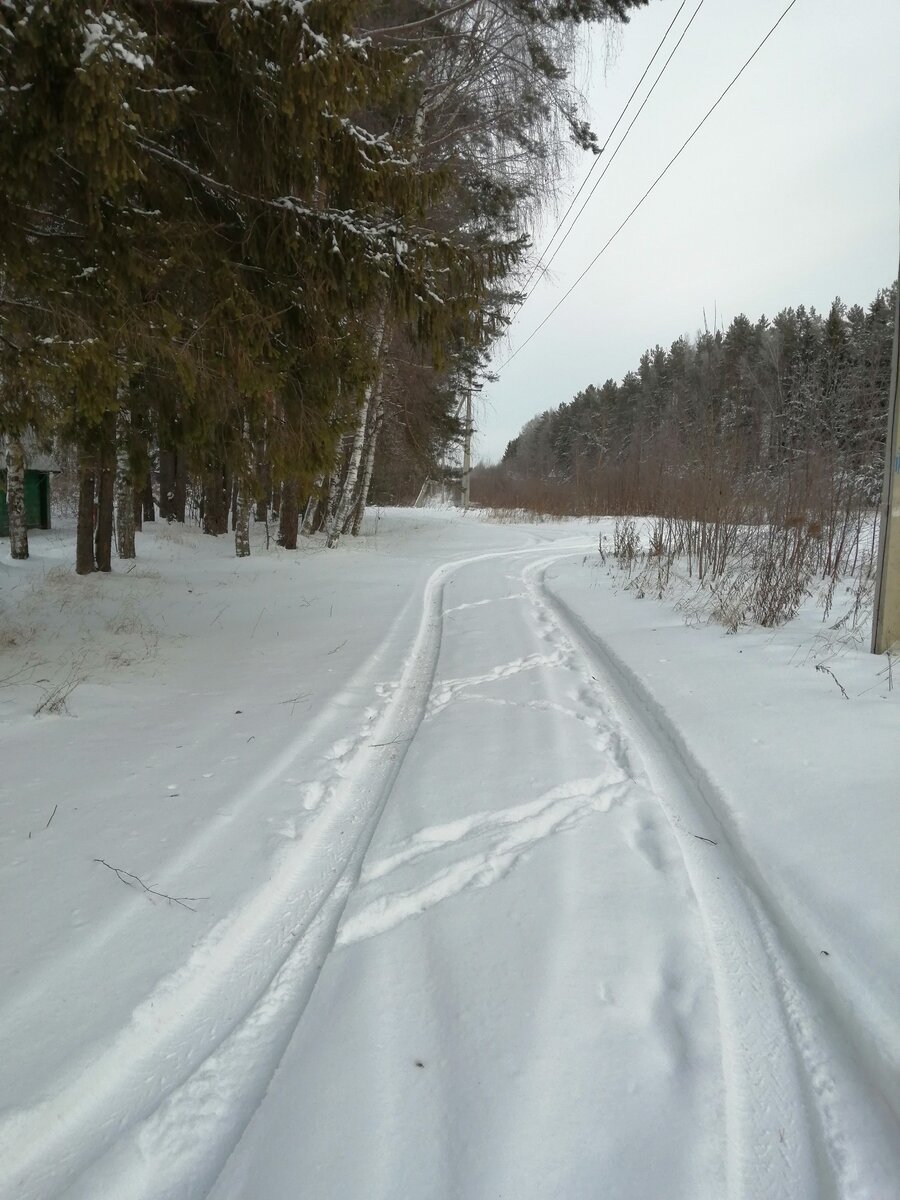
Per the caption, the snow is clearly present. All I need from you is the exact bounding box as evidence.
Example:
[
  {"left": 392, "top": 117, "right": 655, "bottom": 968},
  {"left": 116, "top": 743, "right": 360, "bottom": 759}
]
[
  {"left": 0, "top": 509, "right": 897, "bottom": 1199},
  {"left": 79, "top": 12, "right": 152, "bottom": 72}
]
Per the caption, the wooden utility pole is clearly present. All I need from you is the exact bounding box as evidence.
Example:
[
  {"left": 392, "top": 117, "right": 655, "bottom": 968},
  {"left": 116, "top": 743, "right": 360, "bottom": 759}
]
[
  {"left": 461, "top": 385, "right": 473, "bottom": 510},
  {"left": 872, "top": 249, "right": 900, "bottom": 653}
]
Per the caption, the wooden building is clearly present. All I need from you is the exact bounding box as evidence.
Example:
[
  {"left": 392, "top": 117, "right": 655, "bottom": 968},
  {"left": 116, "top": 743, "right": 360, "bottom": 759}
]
[{"left": 0, "top": 445, "right": 56, "bottom": 536}]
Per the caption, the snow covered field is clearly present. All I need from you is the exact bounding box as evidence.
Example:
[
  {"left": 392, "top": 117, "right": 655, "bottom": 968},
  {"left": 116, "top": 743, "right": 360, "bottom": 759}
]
[{"left": 1, "top": 509, "right": 897, "bottom": 1199}]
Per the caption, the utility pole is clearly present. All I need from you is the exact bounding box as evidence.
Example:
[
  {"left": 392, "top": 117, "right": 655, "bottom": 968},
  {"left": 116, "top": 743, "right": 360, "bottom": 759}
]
[
  {"left": 461, "top": 385, "right": 473, "bottom": 510},
  {"left": 872, "top": 249, "right": 900, "bottom": 654}
]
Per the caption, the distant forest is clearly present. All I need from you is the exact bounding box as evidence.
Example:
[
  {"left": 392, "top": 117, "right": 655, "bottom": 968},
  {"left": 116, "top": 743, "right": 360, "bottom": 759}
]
[{"left": 474, "top": 283, "right": 896, "bottom": 519}]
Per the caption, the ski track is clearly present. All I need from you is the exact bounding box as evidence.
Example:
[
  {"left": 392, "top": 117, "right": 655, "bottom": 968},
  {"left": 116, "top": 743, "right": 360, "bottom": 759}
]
[
  {"left": 2, "top": 537, "right": 883, "bottom": 1199},
  {"left": 0, "top": 541, "right": 591, "bottom": 1200}
]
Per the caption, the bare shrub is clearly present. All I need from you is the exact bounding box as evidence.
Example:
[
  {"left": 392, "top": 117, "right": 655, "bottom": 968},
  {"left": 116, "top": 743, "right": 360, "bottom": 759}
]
[
  {"left": 470, "top": 466, "right": 583, "bottom": 518},
  {"left": 104, "top": 602, "right": 156, "bottom": 638},
  {"left": 34, "top": 653, "right": 88, "bottom": 716},
  {"left": 705, "top": 571, "right": 752, "bottom": 633},
  {"left": 613, "top": 517, "right": 640, "bottom": 566},
  {"left": 647, "top": 519, "right": 666, "bottom": 558},
  {"left": 478, "top": 506, "right": 555, "bottom": 525},
  {"left": 747, "top": 538, "right": 815, "bottom": 627},
  {"left": 473, "top": 393, "right": 879, "bottom": 638}
]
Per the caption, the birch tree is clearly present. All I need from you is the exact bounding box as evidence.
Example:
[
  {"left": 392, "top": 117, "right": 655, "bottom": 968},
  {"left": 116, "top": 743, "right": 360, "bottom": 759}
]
[
  {"left": 326, "top": 320, "right": 388, "bottom": 546},
  {"left": 234, "top": 418, "right": 252, "bottom": 559},
  {"left": 330, "top": 0, "right": 646, "bottom": 530},
  {"left": 115, "top": 408, "right": 135, "bottom": 560},
  {"left": 4, "top": 438, "right": 28, "bottom": 560}
]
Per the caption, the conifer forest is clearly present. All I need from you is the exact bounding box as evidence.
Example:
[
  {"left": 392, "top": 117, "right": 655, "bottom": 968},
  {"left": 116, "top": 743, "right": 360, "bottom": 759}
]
[
  {"left": 0, "top": 0, "right": 649, "bottom": 568},
  {"left": 474, "top": 282, "right": 897, "bottom": 622}
]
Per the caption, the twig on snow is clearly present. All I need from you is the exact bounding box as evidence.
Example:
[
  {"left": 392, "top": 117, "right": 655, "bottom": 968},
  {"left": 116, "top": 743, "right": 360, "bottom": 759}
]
[
  {"left": 0, "top": 662, "right": 37, "bottom": 688},
  {"left": 692, "top": 833, "right": 718, "bottom": 845},
  {"left": 815, "top": 663, "right": 849, "bottom": 700},
  {"left": 45, "top": 803, "right": 58, "bottom": 829},
  {"left": 94, "top": 858, "right": 206, "bottom": 911}
]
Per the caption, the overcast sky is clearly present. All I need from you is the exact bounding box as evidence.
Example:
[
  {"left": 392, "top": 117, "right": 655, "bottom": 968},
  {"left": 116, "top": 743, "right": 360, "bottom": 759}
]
[{"left": 477, "top": 0, "right": 900, "bottom": 462}]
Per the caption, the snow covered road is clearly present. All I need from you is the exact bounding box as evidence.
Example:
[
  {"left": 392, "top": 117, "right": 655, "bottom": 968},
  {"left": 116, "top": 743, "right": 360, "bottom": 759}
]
[
  {"left": 1, "top": 515, "right": 897, "bottom": 1199},
  {"left": 207, "top": 545, "right": 887, "bottom": 1200},
  {"left": 209, "top": 544, "right": 731, "bottom": 1200}
]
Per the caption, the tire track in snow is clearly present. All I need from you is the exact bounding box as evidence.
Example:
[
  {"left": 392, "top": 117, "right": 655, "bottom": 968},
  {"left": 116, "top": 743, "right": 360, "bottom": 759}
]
[
  {"left": 0, "top": 542, "right": 591, "bottom": 1200},
  {"left": 526, "top": 555, "right": 831, "bottom": 1200},
  {"left": 539, "top": 555, "right": 900, "bottom": 1197}
]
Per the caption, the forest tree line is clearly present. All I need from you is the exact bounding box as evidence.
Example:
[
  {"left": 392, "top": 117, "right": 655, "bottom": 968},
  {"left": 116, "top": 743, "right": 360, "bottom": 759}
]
[
  {"left": 472, "top": 284, "right": 896, "bottom": 628},
  {"left": 1, "top": 0, "right": 648, "bottom": 568},
  {"left": 475, "top": 284, "right": 896, "bottom": 537}
]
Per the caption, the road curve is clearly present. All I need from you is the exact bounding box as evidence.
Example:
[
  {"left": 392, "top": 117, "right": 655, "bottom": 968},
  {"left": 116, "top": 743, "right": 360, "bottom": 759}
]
[
  {"left": 3, "top": 541, "right": 882, "bottom": 1199},
  {"left": 204, "top": 547, "right": 844, "bottom": 1200}
]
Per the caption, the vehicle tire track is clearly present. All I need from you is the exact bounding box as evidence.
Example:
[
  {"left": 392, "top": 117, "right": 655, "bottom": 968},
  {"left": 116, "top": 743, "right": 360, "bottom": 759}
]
[
  {"left": 0, "top": 543, "right": 583, "bottom": 1200},
  {"left": 526, "top": 555, "right": 833, "bottom": 1200}
]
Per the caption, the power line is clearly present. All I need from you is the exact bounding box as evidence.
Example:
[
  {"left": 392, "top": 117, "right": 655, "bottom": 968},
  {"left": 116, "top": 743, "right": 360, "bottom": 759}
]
[
  {"left": 500, "top": 0, "right": 801, "bottom": 371},
  {"left": 525, "top": 0, "right": 705, "bottom": 297},
  {"left": 517, "top": 0, "right": 689, "bottom": 301}
]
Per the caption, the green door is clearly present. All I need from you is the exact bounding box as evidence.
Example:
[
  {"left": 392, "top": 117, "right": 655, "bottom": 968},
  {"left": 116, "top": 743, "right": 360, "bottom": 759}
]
[
  {"left": 0, "top": 471, "right": 49, "bottom": 535},
  {"left": 24, "top": 472, "right": 43, "bottom": 527}
]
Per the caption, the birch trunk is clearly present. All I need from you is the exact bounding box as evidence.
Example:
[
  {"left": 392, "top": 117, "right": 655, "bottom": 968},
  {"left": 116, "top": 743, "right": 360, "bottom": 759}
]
[
  {"left": 326, "top": 317, "right": 387, "bottom": 549},
  {"left": 326, "top": 399, "right": 370, "bottom": 547},
  {"left": 234, "top": 416, "right": 251, "bottom": 557},
  {"left": 343, "top": 379, "right": 382, "bottom": 535},
  {"left": 300, "top": 474, "right": 325, "bottom": 535},
  {"left": 5, "top": 438, "right": 28, "bottom": 559},
  {"left": 351, "top": 395, "right": 385, "bottom": 537},
  {"left": 234, "top": 487, "right": 250, "bottom": 557},
  {"left": 328, "top": 370, "right": 384, "bottom": 548},
  {"left": 321, "top": 454, "right": 347, "bottom": 539},
  {"left": 115, "top": 410, "right": 136, "bottom": 559}
]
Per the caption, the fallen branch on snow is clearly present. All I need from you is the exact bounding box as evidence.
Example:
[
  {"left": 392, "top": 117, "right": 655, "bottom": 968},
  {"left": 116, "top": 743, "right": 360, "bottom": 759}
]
[{"left": 94, "top": 858, "right": 206, "bottom": 911}]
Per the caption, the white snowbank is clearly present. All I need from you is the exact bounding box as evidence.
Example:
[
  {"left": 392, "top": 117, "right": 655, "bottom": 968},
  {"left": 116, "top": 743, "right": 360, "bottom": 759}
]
[{"left": 0, "top": 510, "right": 896, "bottom": 1199}]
